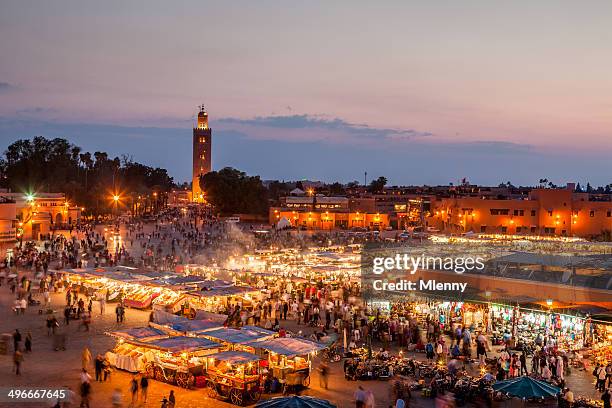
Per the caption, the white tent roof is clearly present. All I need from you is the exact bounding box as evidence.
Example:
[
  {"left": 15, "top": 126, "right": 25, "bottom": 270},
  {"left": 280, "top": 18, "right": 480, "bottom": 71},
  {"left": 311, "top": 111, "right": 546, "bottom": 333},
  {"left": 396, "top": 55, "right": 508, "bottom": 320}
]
[
  {"left": 277, "top": 217, "right": 291, "bottom": 229},
  {"left": 289, "top": 188, "right": 305, "bottom": 196}
]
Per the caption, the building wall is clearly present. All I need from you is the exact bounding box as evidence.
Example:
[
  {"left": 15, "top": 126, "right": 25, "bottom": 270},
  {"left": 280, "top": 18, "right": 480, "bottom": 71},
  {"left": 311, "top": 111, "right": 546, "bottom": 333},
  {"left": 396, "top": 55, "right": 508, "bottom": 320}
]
[
  {"left": 0, "top": 192, "right": 81, "bottom": 240},
  {"left": 270, "top": 208, "right": 390, "bottom": 230},
  {"left": 426, "top": 188, "right": 612, "bottom": 237},
  {"left": 0, "top": 201, "right": 17, "bottom": 243}
]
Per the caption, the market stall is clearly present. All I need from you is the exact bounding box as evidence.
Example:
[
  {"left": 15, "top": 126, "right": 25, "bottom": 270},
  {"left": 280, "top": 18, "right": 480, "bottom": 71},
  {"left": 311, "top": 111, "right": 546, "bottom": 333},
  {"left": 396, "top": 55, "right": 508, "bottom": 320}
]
[
  {"left": 204, "top": 351, "right": 263, "bottom": 405},
  {"left": 107, "top": 334, "right": 220, "bottom": 388},
  {"left": 245, "top": 337, "right": 327, "bottom": 392}
]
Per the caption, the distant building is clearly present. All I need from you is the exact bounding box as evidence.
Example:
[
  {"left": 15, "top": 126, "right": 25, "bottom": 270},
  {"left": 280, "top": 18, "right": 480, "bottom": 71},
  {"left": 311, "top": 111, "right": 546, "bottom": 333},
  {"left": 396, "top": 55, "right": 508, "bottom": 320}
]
[
  {"left": 269, "top": 183, "right": 612, "bottom": 238},
  {"left": 0, "top": 197, "right": 17, "bottom": 243},
  {"left": 192, "top": 105, "right": 212, "bottom": 202},
  {"left": 0, "top": 191, "right": 81, "bottom": 240},
  {"left": 426, "top": 185, "right": 612, "bottom": 238}
]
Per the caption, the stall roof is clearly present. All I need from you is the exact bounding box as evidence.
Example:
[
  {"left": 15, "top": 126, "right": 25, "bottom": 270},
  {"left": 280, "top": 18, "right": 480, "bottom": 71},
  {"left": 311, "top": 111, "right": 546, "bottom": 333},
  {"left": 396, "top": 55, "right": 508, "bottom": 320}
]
[
  {"left": 207, "top": 351, "right": 261, "bottom": 364},
  {"left": 133, "top": 336, "right": 219, "bottom": 353},
  {"left": 246, "top": 337, "right": 327, "bottom": 358},
  {"left": 188, "top": 286, "right": 258, "bottom": 298},
  {"left": 199, "top": 327, "right": 275, "bottom": 343},
  {"left": 152, "top": 311, "right": 221, "bottom": 333},
  {"left": 108, "top": 326, "right": 168, "bottom": 341}
]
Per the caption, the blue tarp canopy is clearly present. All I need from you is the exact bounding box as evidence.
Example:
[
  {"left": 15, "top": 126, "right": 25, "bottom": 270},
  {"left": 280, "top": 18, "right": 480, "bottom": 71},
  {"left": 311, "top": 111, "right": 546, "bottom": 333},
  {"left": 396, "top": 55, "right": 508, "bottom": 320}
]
[
  {"left": 207, "top": 351, "right": 261, "bottom": 364},
  {"left": 199, "top": 327, "right": 275, "bottom": 344},
  {"left": 134, "top": 336, "right": 220, "bottom": 353},
  {"left": 246, "top": 337, "right": 327, "bottom": 358},
  {"left": 152, "top": 310, "right": 220, "bottom": 333},
  {"left": 256, "top": 396, "right": 336, "bottom": 408},
  {"left": 108, "top": 326, "right": 168, "bottom": 341},
  {"left": 242, "top": 326, "right": 276, "bottom": 337},
  {"left": 492, "top": 376, "right": 561, "bottom": 399}
]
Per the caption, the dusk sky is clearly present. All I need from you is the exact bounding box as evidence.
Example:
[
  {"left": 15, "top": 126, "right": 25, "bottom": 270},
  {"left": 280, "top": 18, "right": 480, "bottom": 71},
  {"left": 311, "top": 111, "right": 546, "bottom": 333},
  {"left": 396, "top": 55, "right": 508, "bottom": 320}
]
[{"left": 1, "top": 1, "right": 611, "bottom": 186}]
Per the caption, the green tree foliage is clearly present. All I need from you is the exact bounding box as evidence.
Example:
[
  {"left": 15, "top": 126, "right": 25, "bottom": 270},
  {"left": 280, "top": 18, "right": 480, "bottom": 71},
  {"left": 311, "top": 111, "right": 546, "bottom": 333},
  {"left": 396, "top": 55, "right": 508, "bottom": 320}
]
[
  {"left": 200, "top": 167, "right": 268, "bottom": 215},
  {"left": 0, "top": 136, "right": 174, "bottom": 213},
  {"left": 368, "top": 176, "right": 387, "bottom": 193}
]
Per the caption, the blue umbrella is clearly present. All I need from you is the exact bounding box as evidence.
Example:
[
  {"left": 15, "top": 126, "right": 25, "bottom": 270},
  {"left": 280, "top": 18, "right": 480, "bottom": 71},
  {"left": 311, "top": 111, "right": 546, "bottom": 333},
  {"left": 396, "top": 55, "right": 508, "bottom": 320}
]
[
  {"left": 256, "top": 396, "right": 337, "bottom": 408},
  {"left": 492, "top": 376, "right": 561, "bottom": 399}
]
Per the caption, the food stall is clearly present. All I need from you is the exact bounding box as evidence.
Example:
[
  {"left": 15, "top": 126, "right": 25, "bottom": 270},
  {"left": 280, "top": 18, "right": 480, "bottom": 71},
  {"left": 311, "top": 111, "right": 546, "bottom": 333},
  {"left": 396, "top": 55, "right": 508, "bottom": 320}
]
[
  {"left": 245, "top": 337, "right": 327, "bottom": 391},
  {"left": 203, "top": 351, "right": 263, "bottom": 405},
  {"left": 184, "top": 286, "right": 259, "bottom": 314},
  {"left": 106, "top": 326, "right": 170, "bottom": 372},
  {"left": 107, "top": 333, "right": 221, "bottom": 388}
]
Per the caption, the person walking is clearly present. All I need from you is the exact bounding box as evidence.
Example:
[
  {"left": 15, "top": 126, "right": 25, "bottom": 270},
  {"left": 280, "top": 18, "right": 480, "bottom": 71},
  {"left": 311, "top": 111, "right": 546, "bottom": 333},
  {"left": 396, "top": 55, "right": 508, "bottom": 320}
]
[
  {"left": 79, "top": 379, "right": 91, "bottom": 408},
  {"left": 82, "top": 347, "right": 92, "bottom": 370},
  {"left": 354, "top": 385, "right": 367, "bottom": 408},
  {"left": 140, "top": 375, "right": 149, "bottom": 404},
  {"left": 13, "top": 350, "right": 23, "bottom": 375},
  {"left": 318, "top": 361, "right": 329, "bottom": 390},
  {"left": 601, "top": 388, "right": 610, "bottom": 408},
  {"left": 129, "top": 375, "right": 139, "bottom": 407}
]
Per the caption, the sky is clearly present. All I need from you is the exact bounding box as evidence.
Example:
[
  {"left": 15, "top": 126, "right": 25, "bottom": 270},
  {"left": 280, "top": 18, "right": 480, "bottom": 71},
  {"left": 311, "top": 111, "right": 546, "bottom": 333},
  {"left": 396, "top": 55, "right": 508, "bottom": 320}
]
[{"left": 0, "top": 1, "right": 611, "bottom": 186}]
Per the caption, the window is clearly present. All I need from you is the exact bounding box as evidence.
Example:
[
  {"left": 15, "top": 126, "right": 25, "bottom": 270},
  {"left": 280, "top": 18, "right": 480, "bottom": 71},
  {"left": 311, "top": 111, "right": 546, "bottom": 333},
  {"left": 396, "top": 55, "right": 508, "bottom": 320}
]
[
  {"left": 607, "top": 210, "right": 611, "bottom": 217},
  {"left": 531, "top": 227, "right": 536, "bottom": 233},
  {"left": 590, "top": 210, "right": 595, "bottom": 217},
  {"left": 480, "top": 226, "right": 487, "bottom": 233},
  {"left": 516, "top": 226, "right": 522, "bottom": 233},
  {"left": 544, "top": 227, "right": 555, "bottom": 234},
  {"left": 200, "top": 154, "right": 206, "bottom": 160},
  {"left": 501, "top": 226, "right": 507, "bottom": 233},
  {"left": 490, "top": 209, "right": 510, "bottom": 215},
  {"left": 531, "top": 210, "right": 536, "bottom": 217},
  {"left": 547, "top": 210, "right": 553, "bottom": 217},
  {"left": 199, "top": 137, "right": 206, "bottom": 143},
  {"left": 513, "top": 209, "right": 524, "bottom": 216}
]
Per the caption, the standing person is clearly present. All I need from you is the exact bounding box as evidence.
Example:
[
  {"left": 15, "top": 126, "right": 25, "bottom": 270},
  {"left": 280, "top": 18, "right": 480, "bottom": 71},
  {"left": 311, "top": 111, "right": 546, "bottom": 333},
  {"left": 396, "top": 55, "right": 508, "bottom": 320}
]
[
  {"left": 100, "top": 297, "right": 106, "bottom": 315},
  {"left": 24, "top": 331, "right": 32, "bottom": 353},
  {"left": 596, "top": 364, "right": 607, "bottom": 392},
  {"left": 82, "top": 347, "right": 92, "bottom": 370},
  {"left": 13, "top": 350, "right": 23, "bottom": 375},
  {"left": 115, "top": 304, "right": 121, "bottom": 323},
  {"left": 168, "top": 390, "right": 176, "bottom": 408},
  {"left": 520, "top": 352, "right": 528, "bottom": 376},
  {"left": 140, "top": 375, "right": 149, "bottom": 404},
  {"left": 13, "top": 329, "right": 21, "bottom": 351},
  {"left": 129, "top": 375, "right": 139, "bottom": 407},
  {"left": 94, "top": 355, "right": 103, "bottom": 382}
]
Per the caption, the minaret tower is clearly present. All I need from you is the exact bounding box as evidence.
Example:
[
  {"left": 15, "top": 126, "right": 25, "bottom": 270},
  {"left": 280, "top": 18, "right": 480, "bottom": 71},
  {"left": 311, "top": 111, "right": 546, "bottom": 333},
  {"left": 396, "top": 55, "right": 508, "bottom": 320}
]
[{"left": 192, "top": 104, "right": 212, "bottom": 202}]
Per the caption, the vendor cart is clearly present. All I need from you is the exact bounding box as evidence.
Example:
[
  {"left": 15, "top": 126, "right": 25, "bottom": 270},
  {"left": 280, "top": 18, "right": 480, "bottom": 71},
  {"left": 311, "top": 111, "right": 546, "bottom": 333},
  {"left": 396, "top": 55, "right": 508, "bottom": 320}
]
[
  {"left": 246, "top": 337, "right": 327, "bottom": 394},
  {"left": 203, "top": 351, "right": 263, "bottom": 406}
]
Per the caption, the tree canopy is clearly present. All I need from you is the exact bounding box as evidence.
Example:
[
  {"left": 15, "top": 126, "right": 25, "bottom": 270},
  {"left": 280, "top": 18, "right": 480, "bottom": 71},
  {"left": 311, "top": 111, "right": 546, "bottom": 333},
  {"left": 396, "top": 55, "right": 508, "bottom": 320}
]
[
  {"left": 0, "top": 136, "right": 174, "bottom": 213},
  {"left": 200, "top": 167, "right": 269, "bottom": 215}
]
